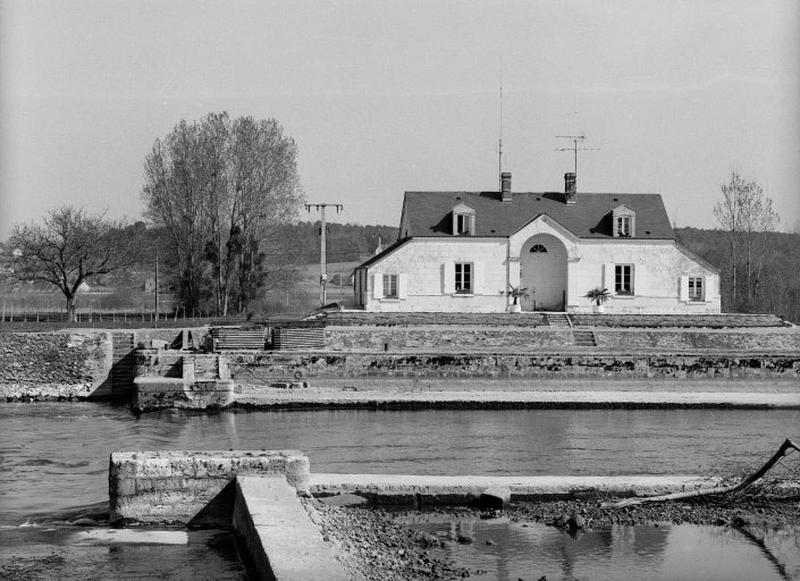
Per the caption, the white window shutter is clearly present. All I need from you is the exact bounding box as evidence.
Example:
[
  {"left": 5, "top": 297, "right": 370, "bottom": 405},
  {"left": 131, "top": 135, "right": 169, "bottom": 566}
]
[
  {"left": 442, "top": 263, "right": 454, "bottom": 294},
  {"left": 472, "top": 262, "right": 482, "bottom": 294},
  {"left": 634, "top": 266, "right": 644, "bottom": 296},
  {"left": 603, "top": 263, "right": 615, "bottom": 291},
  {"left": 372, "top": 273, "right": 383, "bottom": 299},
  {"left": 679, "top": 275, "right": 689, "bottom": 301},
  {"left": 398, "top": 274, "right": 407, "bottom": 299}
]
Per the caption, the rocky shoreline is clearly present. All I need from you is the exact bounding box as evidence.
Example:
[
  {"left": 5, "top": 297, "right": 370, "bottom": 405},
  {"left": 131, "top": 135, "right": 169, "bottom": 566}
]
[
  {"left": 308, "top": 493, "right": 800, "bottom": 580},
  {"left": 0, "top": 382, "right": 92, "bottom": 402}
]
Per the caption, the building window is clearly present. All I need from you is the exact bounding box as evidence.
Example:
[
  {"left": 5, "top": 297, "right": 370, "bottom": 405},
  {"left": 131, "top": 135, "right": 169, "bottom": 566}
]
[
  {"left": 615, "top": 264, "right": 634, "bottom": 295},
  {"left": 530, "top": 244, "right": 548, "bottom": 253},
  {"left": 612, "top": 205, "right": 635, "bottom": 237},
  {"left": 615, "top": 216, "right": 632, "bottom": 237},
  {"left": 455, "top": 263, "right": 472, "bottom": 294},
  {"left": 688, "top": 277, "right": 704, "bottom": 301},
  {"left": 382, "top": 274, "right": 398, "bottom": 298},
  {"left": 455, "top": 213, "right": 472, "bottom": 235}
]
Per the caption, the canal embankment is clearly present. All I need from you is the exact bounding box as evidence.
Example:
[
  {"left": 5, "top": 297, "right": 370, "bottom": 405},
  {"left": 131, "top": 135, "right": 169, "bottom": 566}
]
[{"left": 1, "top": 319, "right": 798, "bottom": 407}]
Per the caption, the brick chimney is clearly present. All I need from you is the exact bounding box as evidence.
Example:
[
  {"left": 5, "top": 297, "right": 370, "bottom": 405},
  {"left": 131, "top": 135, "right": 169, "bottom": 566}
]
[
  {"left": 501, "top": 172, "right": 512, "bottom": 202},
  {"left": 564, "top": 172, "right": 576, "bottom": 204}
]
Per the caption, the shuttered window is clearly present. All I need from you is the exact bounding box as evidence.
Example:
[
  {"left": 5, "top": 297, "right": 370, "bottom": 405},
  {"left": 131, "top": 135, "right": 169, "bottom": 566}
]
[{"left": 688, "top": 277, "right": 704, "bottom": 301}]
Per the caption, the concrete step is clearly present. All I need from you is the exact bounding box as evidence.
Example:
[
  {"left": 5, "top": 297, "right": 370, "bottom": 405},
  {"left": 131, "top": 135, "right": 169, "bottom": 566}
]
[
  {"left": 545, "top": 313, "right": 572, "bottom": 328},
  {"left": 572, "top": 330, "right": 596, "bottom": 347}
]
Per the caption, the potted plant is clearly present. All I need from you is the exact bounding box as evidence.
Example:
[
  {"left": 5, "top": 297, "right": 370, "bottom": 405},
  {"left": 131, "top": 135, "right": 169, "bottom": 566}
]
[
  {"left": 585, "top": 287, "right": 611, "bottom": 313},
  {"left": 505, "top": 285, "right": 530, "bottom": 313}
]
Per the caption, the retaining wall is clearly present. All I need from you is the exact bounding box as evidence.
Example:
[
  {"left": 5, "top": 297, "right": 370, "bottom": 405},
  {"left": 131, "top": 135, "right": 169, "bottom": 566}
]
[
  {"left": 223, "top": 352, "right": 799, "bottom": 381},
  {"left": 323, "top": 325, "right": 800, "bottom": 354},
  {"left": 325, "top": 326, "right": 573, "bottom": 352},
  {"left": 0, "top": 331, "right": 111, "bottom": 400}
]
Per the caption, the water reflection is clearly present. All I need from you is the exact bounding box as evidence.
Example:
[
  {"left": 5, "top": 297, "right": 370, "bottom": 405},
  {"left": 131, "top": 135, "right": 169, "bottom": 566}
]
[
  {"left": 0, "top": 526, "right": 245, "bottom": 581},
  {"left": 399, "top": 514, "right": 796, "bottom": 581}
]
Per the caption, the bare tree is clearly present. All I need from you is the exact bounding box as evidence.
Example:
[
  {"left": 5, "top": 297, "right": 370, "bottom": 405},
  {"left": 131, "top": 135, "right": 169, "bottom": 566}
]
[
  {"left": 10, "top": 207, "right": 133, "bottom": 322},
  {"left": 713, "top": 171, "right": 779, "bottom": 311},
  {"left": 142, "top": 112, "right": 303, "bottom": 316}
]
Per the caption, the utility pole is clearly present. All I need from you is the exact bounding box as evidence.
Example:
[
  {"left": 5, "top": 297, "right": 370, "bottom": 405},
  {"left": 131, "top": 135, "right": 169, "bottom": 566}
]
[
  {"left": 154, "top": 249, "right": 159, "bottom": 328},
  {"left": 305, "top": 203, "right": 343, "bottom": 306}
]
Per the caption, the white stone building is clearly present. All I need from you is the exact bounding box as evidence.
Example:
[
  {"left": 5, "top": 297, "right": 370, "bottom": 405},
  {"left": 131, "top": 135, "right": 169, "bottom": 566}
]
[{"left": 353, "top": 172, "right": 720, "bottom": 313}]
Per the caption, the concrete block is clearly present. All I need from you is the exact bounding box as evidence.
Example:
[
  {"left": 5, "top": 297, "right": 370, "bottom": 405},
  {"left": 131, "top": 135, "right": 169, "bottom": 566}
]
[
  {"left": 109, "top": 450, "right": 310, "bottom": 523},
  {"left": 234, "top": 476, "right": 348, "bottom": 581}
]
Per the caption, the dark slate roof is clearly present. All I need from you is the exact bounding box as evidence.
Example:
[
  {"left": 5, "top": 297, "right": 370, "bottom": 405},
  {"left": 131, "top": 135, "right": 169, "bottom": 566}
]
[{"left": 402, "top": 191, "right": 675, "bottom": 239}]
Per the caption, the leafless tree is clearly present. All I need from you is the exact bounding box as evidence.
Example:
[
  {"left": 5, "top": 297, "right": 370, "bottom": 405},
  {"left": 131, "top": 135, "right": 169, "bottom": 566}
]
[
  {"left": 142, "top": 112, "right": 303, "bottom": 316},
  {"left": 713, "top": 171, "right": 779, "bottom": 311},
  {"left": 10, "top": 207, "right": 133, "bottom": 322}
]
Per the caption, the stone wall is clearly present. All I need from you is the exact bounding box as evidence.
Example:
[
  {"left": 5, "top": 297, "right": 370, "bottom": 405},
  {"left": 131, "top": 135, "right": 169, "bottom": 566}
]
[
  {"left": 0, "top": 331, "right": 110, "bottom": 400},
  {"left": 323, "top": 325, "right": 800, "bottom": 354},
  {"left": 325, "top": 326, "right": 573, "bottom": 352},
  {"left": 224, "top": 352, "right": 799, "bottom": 381},
  {"left": 594, "top": 329, "right": 800, "bottom": 354}
]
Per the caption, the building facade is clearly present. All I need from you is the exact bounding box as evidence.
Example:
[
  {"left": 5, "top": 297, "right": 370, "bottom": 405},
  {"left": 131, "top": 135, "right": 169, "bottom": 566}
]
[{"left": 354, "top": 173, "right": 720, "bottom": 314}]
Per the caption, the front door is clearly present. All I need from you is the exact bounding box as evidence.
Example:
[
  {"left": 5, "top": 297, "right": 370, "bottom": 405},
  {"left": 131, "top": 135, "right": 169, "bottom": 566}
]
[{"left": 520, "top": 234, "right": 567, "bottom": 311}]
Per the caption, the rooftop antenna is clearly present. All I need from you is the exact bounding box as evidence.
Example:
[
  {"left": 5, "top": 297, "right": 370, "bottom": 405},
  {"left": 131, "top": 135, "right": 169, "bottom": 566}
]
[
  {"left": 498, "top": 66, "right": 504, "bottom": 189},
  {"left": 555, "top": 134, "right": 599, "bottom": 185}
]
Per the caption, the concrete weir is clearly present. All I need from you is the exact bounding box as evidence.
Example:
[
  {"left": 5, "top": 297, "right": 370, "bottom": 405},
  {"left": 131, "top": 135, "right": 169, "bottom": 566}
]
[
  {"left": 109, "top": 450, "right": 347, "bottom": 580},
  {"left": 107, "top": 450, "right": 722, "bottom": 579},
  {"left": 310, "top": 473, "right": 721, "bottom": 506}
]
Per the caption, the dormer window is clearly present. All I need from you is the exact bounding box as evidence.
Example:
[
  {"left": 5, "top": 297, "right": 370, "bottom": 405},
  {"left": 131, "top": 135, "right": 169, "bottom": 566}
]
[
  {"left": 616, "top": 216, "right": 631, "bottom": 237},
  {"left": 612, "top": 205, "right": 635, "bottom": 238},
  {"left": 450, "top": 203, "right": 476, "bottom": 236},
  {"left": 456, "top": 213, "right": 471, "bottom": 235}
]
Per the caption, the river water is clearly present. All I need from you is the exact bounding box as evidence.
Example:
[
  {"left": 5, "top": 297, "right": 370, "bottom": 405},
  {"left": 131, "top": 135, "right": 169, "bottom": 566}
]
[
  {"left": 1, "top": 402, "right": 798, "bottom": 522},
  {"left": 1, "top": 402, "right": 799, "bottom": 580}
]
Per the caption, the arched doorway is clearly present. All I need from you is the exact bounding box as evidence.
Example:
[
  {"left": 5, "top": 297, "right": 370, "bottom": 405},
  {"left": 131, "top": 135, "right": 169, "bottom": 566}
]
[{"left": 520, "top": 234, "right": 567, "bottom": 311}]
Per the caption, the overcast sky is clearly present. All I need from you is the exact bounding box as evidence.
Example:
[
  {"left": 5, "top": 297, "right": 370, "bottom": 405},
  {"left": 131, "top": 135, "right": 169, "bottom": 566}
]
[{"left": 1, "top": 0, "right": 798, "bottom": 239}]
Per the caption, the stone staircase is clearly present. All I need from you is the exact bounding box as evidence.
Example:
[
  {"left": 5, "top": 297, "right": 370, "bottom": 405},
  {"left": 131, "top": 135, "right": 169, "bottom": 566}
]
[
  {"left": 572, "top": 329, "right": 597, "bottom": 347},
  {"left": 272, "top": 327, "right": 326, "bottom": 350},
  {"left": 111, "top": 332, "right": 136, "bottom": 397},
  {"left": 545, "top": 313, "right": 572, "bottom": 328},
  {"left": 211, "top": 327, "right": 266, "bottom": 351}
]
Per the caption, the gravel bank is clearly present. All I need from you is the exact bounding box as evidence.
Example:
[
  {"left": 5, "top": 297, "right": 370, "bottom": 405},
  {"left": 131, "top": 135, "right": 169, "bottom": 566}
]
[
  {"left": 506, "top": 494, "right": 800, "bottom": 529},
  {"left": 303, "top": 498, "right": 471, "bottom": 580}
]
